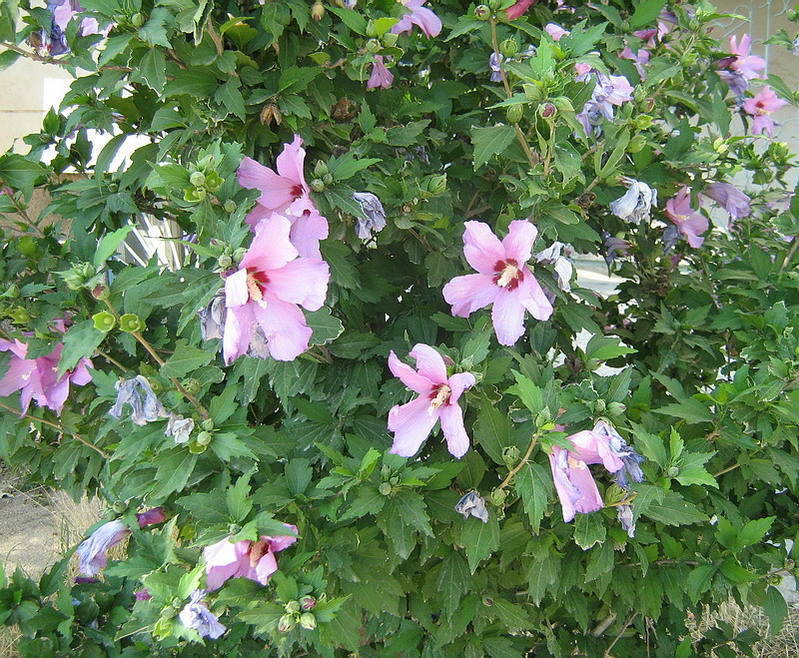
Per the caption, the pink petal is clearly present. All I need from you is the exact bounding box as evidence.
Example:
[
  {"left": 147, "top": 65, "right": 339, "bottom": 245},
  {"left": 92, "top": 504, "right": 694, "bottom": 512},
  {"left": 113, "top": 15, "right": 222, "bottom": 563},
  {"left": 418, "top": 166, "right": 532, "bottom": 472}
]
[
  {"left": 241, "top": 215, "right": 299, "bottom": 273},
  {"left": 225, "top": 268, "right": 250, "bottom": 308},
  {"left": 388, "top": 351, "right": 434, "bottom": 394},
  {"left": 237, "top": 157, "right": 298, "bottom": 212},
  {"left": 42, "top": 376, "right": 70, "bottom": 414},
  {"left": 462, "top": 221, "right": 505, "bottom": 274},
  {"left": 550, "top": 448, "right": 578, "bottom": 522},
  {"left": 569, "top": 460, "right": 604, "bottom": 514},
  {"left": 70, "top": 358, "right": 93, "bottom": 386},
  {"left": 275, "top": 135, "right": 308, "bottom": 192},
  {"left": 409, "top": 343, "right": 448, "bottom": 384},
  {"left": 204, "top": 538, "right": 246, "bottom": 590},
  {"left": 569, "top": 430, "right": 624, "bottom": 472},
  {"left": 681, "top": 215, "right": 709, "bottom": 248},
  {"left": 492, "top": 288, "right": 527, "bottom": 346},
  {"left": 502, "top": 220, "right": 538, "bottom": 267},
  {"left": 387, "top": 395, "right": 439, "bottom": 457},
  {"left": 0, "top": 357, "right": 35, "bottom": 397},
  {"left": 447, "top": 372, "right": 476, "bottom": 404},
  {"left": 412, "top": 5, "right": 442, "bottom": 37},
  {"left": 254, "top": 550, "right": 279, "bottom": 585},
  {"left": 439, "top": 403, "right": 470, "bottom": 458},
  {"left": 442, "top": 273, "right": 498, "bottom": 317},
  {"left": 288, "top": 209, "right": 329, "bottom": 260},
  {"left": 223, "top": 305, "right": 255, "bottom": 365},
  {"left": 255, "top": 293, "right": 312, "bottom": 361},
  {"left": 245, "top": 204, "right": 273, "bottom": 229},
  {"left": 267, "top": 526, "right": 299, "bottom": 552},
  {"left": 517, "top": 268, "right": 554, "bottom": 321},
  {"left": 267, "top": 258, "right": 329, "bottom": 311}
]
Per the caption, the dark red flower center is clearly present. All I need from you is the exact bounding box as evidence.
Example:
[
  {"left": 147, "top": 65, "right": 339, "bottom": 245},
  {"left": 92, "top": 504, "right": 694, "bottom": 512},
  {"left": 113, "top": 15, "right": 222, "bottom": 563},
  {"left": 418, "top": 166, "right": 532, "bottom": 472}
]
[
  {"left": 246, "top": 268, "right": 270, "bottom": 302},
  {"left": 493, "top": 259, "right": 524, "bottom": 291},
  {"left": 291, "top": 184, "right": 303, "bottom": 199},
  {"left": 428, "top": 383, "right": 452, "bottom": 410}
]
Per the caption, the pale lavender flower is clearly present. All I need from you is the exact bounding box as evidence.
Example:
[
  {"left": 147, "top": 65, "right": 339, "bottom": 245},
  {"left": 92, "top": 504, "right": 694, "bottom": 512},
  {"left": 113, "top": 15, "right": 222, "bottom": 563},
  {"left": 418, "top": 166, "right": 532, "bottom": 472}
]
[
  {"left": 590, "top": 421, "right": 644, "bottom": 490},
  {"left": 198, "top": 294, "right": 225, "bottom": 341},
  {"left": 109, "top": 375, "right": 167, "bottom": 425},
  {"left": 165, "top": 414, "right": 194, "bottom": 444},
  {"left": 352, "top": 192, "right": 387, "bottom": 240},
  {"left": 703, "top": 182, "right": 751, "bottom": 222},
  {"left": 577, "top": 73, "right": 634, "bottom": 137},
  {"left": 489, "top": 52, "right": 503, "bottom": 83},
  {"left": 367, "top": 55, "right": 394, "bottom": 90},
  {"left": 535, "top": 242, "right": 573, "bottom": 292},
  {"left": 617, "top": 504, "right": 636, "bottom": 537},
  {"left": 602, "top": 232, "right": 631, "bottom": 267},
  {"left": 179, "top": 590, "right": 227, "bottom": 640},
  {"left": 620, "top": 46, "right": 650, "bottom": 80},
  {"left": 455, "top": 491, "right": 489, "bottom": 523},
  {"left": 610, "top": 179, "right": 657, "bottom": 224}
]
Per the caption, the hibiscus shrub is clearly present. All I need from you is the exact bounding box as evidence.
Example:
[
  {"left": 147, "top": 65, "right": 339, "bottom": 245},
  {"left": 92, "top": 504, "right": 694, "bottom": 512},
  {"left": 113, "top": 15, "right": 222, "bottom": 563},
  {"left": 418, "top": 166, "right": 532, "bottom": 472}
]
[{"left": 0, "top": 0, "right": 798, "bottom": 655}]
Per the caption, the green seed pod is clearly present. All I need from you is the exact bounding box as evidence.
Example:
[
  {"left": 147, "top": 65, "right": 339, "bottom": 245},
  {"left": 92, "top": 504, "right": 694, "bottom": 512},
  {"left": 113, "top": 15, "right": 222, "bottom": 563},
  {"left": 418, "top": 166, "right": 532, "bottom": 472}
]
[
  {"left": 183, "top": 378, "right": 201, "bottom": 396},
  {"left": 506, "top": 105, "right": 524, "bottom": 124},
  {"left": 474, "top": 5, "right": 490, "bottom": 20},
  {"left": 223, "top": 199, "right": 237, "bottom": 213},
  {"left": 93, "top": 311, "right": 116, "bottom": 333},
  {"left": 378, "top": 482, "right": 393, "bottom": 496},
  {"left": 205, "top": 172, "right": 223, "bottom": 193},
  {"left": 130, "top": 12, "right": 145, "bottom": 27},
  {"left": 489, "top": 488, "right": 507, "bottom": 507},
  {"left": 201, "top": 418, "right": 214, "bottom": 431},
  {"left": 189, "top": 442, "right": 207, "bottom": 454},
  {"left": 119, "top": 313, "right": 144, "bottom": 333},
  {"left": 523, "top": 83, "right": 545, "bottom": 101},
  {"left": 310, "top": 178, "right": 326, "bottom": 192},
  {"left": 196, "top": 430, "right": 213, "bottom": 446},
  {"left": 184, "top": 187, "right": 206, "bottom": 203},
  {"left": 366, "top": 38, "right": 381, "bottom": 54}
]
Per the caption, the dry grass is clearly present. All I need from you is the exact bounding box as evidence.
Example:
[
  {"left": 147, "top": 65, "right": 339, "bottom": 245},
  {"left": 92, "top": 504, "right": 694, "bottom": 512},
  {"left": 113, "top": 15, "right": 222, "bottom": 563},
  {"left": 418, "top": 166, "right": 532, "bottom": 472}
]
[{"left": 691, "top": 599, "right": 799, "bottom": 657}]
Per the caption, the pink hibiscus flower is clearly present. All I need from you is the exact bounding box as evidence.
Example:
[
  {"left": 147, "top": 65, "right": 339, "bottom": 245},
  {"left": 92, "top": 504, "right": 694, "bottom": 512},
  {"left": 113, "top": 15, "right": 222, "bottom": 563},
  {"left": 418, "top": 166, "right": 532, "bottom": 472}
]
[
  {"left": 544, "top": 23, "right": 569, "bottom": 41},
  {"left": 0, "top": 321, "right": 92, "bottom": 416},
  {"left": 718, "top": 34, "right": 765, "bottom": 95},
  {"left": 204, "top": 526, "right": 298, "bottom": 590},
  {"left": 367, "top": 55, "right": 394, "bottom": 90},
  {"left": 442, "top": 220, "right": 553, "bottom": 346},
  {"left": 391, "top": 0, "right": 442, "bottom": 38},
  {"left": 549, "top": 446, "right": 604, "bottom": 523},
  {"left": 505, "top": 0, "right": 534, "bottom": 20},
  {"left": 743, "top": 86, "right": 787, "bottom": 138},
  {"left": 222, "top": 216, "right": 329, "bottom": 364},
  {"left": 237, "top": 135, "right": 329, "bottom": 259},
  {"left": 664, "top": 186, "right": 708, "bottom": 248},
  {"left": 387, "top": 344, "right": 476, "bottom": 459}
]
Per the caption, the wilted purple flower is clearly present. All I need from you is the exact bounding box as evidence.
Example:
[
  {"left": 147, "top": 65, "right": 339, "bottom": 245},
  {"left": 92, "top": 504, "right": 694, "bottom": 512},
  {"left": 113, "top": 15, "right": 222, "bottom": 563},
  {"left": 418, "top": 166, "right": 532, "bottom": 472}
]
[
  {"left": 165, "top": 414, "right": 194, "bottom": 444},
  {"left": 455, "top": 491, "right": 489, "bottom": 523},
  {"left": 590, "top": 421, "right": 644, "bottom": 490},
  {"left": 703, "top": 182, "right": 751, "bottom": 223},
  {"left": 134, "top": 589, "right": 152, "bottom": 601},
  {"left": 76, "top": 508, "right": 166, "bottom": 576},
  {"left": 549, "top": 446, "right": 604, "bottom": 523},
  {"left": 617, "top": 504, "right": 636, "bottom": 538},
  {"left": 198, "top": 294, "right": 225, "bottom": 341},
  {"left": 535, "top": 242, "right": 573, "bottom": 292},
  {"left": 489, "top": 52, "right": 503, "bottom": 83},
  {"left": 367, "top": 55, "right": 394, "bottom": 90},
  {"left": 574, "top": 62, "right": 592, "bottom": 81},
  {"left": 74, "top": 576, "right": 97, "bottom": 584},
  {"left": 352, "top": 192, "right": 387, "bottom": 240},
  {"left": 662, "top": 223, "right": 681, "bottom": 252},
  {"left": 602, "top": 232, "right": 631, "bottom": 267},
  {"left": 610, "top": 178, "right": 657, "bottom": 224},
  {"left": 179, "top": 590, "right": 227, "bottom": 640},
  {"left": 109, "top": 375, "right": 167, "bottom": 425},
  {"left": 577, "top": 73, "right": 634, "bottom": 137}
]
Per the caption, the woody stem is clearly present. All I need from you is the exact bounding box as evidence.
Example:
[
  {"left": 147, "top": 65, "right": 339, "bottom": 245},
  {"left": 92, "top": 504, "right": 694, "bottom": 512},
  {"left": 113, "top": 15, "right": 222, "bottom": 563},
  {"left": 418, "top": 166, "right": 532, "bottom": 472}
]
[{"left": 498, "top": 431, "right": 541, "bottom": 490}]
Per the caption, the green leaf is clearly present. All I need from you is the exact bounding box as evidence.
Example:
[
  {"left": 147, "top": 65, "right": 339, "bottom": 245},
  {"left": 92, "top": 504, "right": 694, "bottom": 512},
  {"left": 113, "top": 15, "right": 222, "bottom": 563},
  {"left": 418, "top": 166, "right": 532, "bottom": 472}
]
[
  {"left": 137, "top": 49, "right": 167, "bottom": 93},
  {"left": 573, "top": 512, "right": 606, "bottom": 550},
  {"left": 641, "top": 490, "right": 707, "bottom": 526},
  {"left": 764, "top": 586, "right": 788, "bottom": 635},
  {"left": 328, "top": 152, "right": 382, "bottom": 182},
  {"left": 514, "top": 462, "right": 551, "bottom": 534},
  {"left": 94, "top": 225, "right": 135, "bottom": 267},
  {"left": 327, "top": 6, "right": 367, "bottom": 34},
  {"left": 437, "top": 551, "right": 470, "bottom": 615},
  {"left": 226, "top": 471, "right": 253, "bottom": 522},
  {"left": 738, "top": 516, "right": 774, "bottom": 549},
  {"left": 507, "top": 371, "right": 544, "bottom": 415},
  {"left": 462, "top": 515, "right": 500, "bottom": 573},
  {"left": 629, "top": 0, "right": 668, "bottom": 29},
  {"left": 278, "top": 66, "right": 323, "bottom": 94},
  {"left": 654, "top": 398, "right": 714, "bottom": 424},
  {"left": 57, "top": 319, "right": 105, "bottom": 377},
  {"left": 585, "top": 334, "right": 636, "bottom": 362},
  {"left": 138, "top": 7, "right": 173, "bottom": 47},
  {"left": 491, "top": 598, "right": 534, "bottom": 631},
  {"left": 216, "top": 80, "right": 246, "bottom": 120},
  {"left": 0, "top": 49, "right": 21, "bottom": 71},
  {"left": 0, "top": 154, "right": 48, "bottom": 197},
  {"left": 320, "top": 241, "right": 360, "bottom": 289},
  {"left": 340, "top": 485, "right": 386, "bottom": 521},
  {"left": 471, "top": 125, "right": 517, "bottom": 170},
  {"left": 285, "top": 458, "right": 313, "bottom": 495},
  {"left": 686, "top": 564, "right": 717, "bottom": 602},
  {"left": 150, "top": 451, "right": 198, "bottom": 500},
  {"left": 160, "top": 341, "right": 213, "bottom": 379}
]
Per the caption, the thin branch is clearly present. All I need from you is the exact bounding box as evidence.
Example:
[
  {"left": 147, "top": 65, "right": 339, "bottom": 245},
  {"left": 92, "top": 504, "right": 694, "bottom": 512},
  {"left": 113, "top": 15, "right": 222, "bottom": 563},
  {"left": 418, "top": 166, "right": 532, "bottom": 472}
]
[
  {"left": 489, "top": 19, "right": 537, "bottom": 170},
  {"left": 0, "top": 400, "right": 109, "bottom": 458},
  {"left": 604, "top": 613, "right": 637, "bottom": 656},
  {"left": 0, "top": 42, "right": 133, "bottom": 74},
  {"left": 498, "top": 431, "right": 540, "bottom": 490},
  {"left": 2, "top": 186, "right": 44, "bottom": 237}
]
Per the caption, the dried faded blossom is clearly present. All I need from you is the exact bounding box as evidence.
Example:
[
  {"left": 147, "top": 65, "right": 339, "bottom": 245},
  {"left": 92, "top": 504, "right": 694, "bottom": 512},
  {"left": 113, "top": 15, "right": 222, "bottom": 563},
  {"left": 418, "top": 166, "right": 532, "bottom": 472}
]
[{"left": 260, "top": 103, "right": 282, "bottom": 126}]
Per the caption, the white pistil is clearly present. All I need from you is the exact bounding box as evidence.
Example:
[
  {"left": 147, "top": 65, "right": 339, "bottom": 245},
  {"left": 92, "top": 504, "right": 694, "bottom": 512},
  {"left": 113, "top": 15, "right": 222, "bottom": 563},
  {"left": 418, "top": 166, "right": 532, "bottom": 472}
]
[
  {"left": 496, "top": 263, "right": 520, "bottom": 288},
  {"left": 429, "top": 384, "right": 451, "bottom": 413}
]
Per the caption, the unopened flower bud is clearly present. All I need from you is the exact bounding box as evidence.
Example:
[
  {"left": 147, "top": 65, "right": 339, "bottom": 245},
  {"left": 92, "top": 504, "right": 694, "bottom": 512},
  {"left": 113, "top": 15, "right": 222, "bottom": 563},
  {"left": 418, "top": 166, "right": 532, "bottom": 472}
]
[
  {"left": 232, "top": 247, "right": 247, "bottom": 262},
  {"left": 323, "top": 173, "right": 333, "bottom": 186},
  {"left": 160, "top": 606, "right": 177, "bottom": 619},
  {"left": 93, "top": 311, "right": 116, "bottom": 333},
  {"left": 382, "top": 32, "right": 398, "bottom": 47},
  {"left": 487, "top": 0, "right": 503, "bottom": 10},
  {"left": 607, "top": 402, "right": 626, "bottom": 416},
  {"left": 92, "top": 284, "right": 110, "bottom": 300},
  {"left": 285, "top": 601, "right": 301, "bottom": 614},
  {"left": 311, "top": 0, "right": 325, "bottom": 21},
  {"left": 365, "top": 38, "right": 381, "bottom": 53},
  {"left": 119, "top": 313, "right": 144, "bottom": 333},
  {"left": 378, "top": 482, "right": 393, "bottom": 496},
  {"left": 366, "top": 19, "right": 378, "bottom": 38},
  {"left": 278, "top": 614, "right": 297, "bottom": 633},
  {"left": 488, "top": 488, "right": 507, "bottom": 506},
  {"left": 594, "top": 399, "right": 606, "bottom": 413},
  {"left": 310, "top": 178, "right": 325, "bottom": 192},
  {"left": 112, "top": 501, "right": 127, "bottom": 513},
  {"left": 184, "top": 188, "right": 206, "bottom": 203},
  {"left": 218, "top": 254, "right": 233, "bottom": 269},
  {"left": 201, "top": 418, "right": 214, "bottom": 431},
  {"left": 205, "top": 172, "right": 223, "bottom": 193},
  {"left": 131, "top": 12, "right": 145, "bottom": 27},
  {"left": 196, "top": 430, "right": 213, "bottom": 446},
  {"left": 506, "top": 105, "right": 524, "bottom": 124},
  {"left": 500, "top": 38, "right": 518, "bottom": 58},
  {"left": 299, "top": 613, "right": 316, "bottom": 630},
  {"left": 502, "top": 445, "right": 520, "bottom": 468},
  {"left": 189, "top": 171, "right": 206, "bottom": 188},
  {"left": 183, "top": 378, "right": 201, "bottom": 396},
  {"left": 541, "top": 103, "right": 556, "bottom": 118},
  {"left": 475, "top": 5, "right": 490, "bottom": 20},
  {"left": 223, "top": 200, "right": 237, "bottom": 213},
  {"left": 300, "top": 596, "right": 317, "bottom": 611}
]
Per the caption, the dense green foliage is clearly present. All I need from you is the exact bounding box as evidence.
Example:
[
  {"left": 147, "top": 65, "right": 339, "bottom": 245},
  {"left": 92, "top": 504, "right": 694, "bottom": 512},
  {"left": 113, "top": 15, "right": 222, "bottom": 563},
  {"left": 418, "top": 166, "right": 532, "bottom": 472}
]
[{"left": 0, "top": 0, "right": 797, "bottom": 655}]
